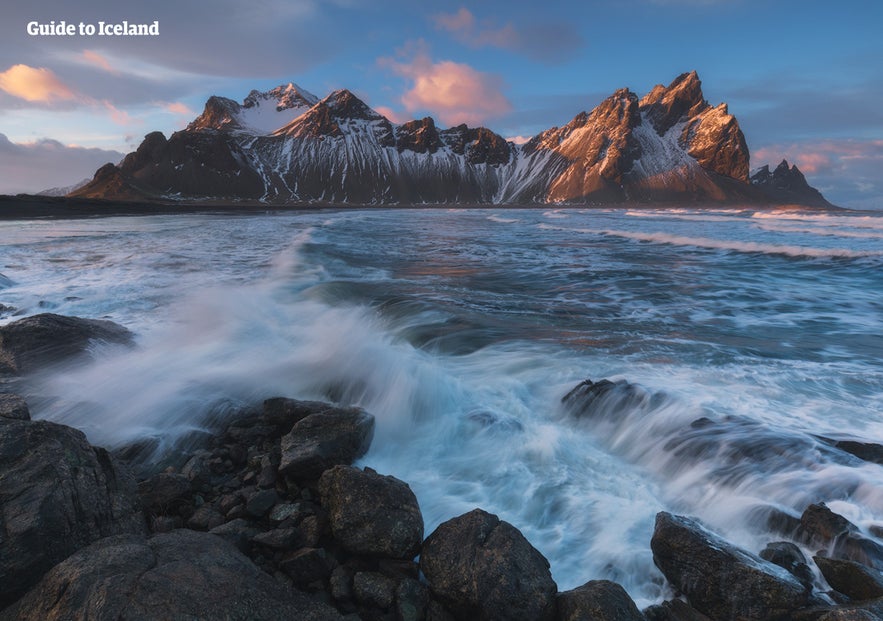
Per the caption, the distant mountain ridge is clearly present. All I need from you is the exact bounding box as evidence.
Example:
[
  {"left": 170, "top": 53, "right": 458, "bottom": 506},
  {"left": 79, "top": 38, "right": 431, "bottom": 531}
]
[{"left": 72, "top": 72, "right": 834, "bottom": 207}]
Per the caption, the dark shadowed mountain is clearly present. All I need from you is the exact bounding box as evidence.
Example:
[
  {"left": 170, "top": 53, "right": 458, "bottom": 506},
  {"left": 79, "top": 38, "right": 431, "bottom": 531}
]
[{"left": 71, "top": 73, "right": 834, "bottom": 207}]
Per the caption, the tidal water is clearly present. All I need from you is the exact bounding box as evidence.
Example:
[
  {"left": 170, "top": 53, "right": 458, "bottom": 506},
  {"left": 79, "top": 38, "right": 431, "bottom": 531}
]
[{"left": 2, "top": 206, "right": 882, "bottom": 605}]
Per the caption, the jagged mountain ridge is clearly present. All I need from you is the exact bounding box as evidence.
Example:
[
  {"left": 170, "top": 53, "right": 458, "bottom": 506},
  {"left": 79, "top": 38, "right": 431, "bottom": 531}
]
[{"left": 72, "top": 72, "right": 832, "bottom": 207}]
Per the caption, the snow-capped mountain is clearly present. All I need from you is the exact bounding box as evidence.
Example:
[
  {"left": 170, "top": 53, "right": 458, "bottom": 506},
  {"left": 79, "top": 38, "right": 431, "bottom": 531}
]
[{"left": 72, "top": 72, "right": 833, "bottom": 207}]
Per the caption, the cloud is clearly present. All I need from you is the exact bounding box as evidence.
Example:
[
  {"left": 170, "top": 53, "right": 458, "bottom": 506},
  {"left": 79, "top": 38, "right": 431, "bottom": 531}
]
[
  {"left": 432, "top": 7, "right": 583, "bottom": 63},
  {"left": 163, "top": 102, "right": 194, "bottom": 116},
  {"left": 81, "top": 50, "right": 117, "bottom": 74},
  {"left": 374, "top": 105, "right": 409, "bottom": 124},
  {"left": 0, "top": 132, "right": 123, "bottom": 194},
  {"left": 0, "top": 64, "right": 78, "bottom": 103},
  {"left": 505, "top": 135, "right": 531, "bottom": 145},
  {"left": 379, "top": 43, "right": 511, "bottom": 127},
  {"left": 753, "top": 139, "right": 883, "bottom": 208}
]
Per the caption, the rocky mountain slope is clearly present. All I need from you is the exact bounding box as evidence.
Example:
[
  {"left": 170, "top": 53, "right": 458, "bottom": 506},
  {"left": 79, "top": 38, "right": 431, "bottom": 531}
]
[{"left": 71, "top": 72, "right": 833, "bottom": 207}]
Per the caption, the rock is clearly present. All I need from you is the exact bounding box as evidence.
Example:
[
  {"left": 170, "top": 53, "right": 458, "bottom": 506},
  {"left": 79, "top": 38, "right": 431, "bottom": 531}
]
[
  {"left": 246, "top": 488, "right": 278, "bottom": 517},
  {"left": 263, "top": 396, "right": 331, "bottom": 430},
  {"left": 817, "top": 611, "right": 883, "bottom": 621},
  {"left": 137, "top": 472, "right": 192, "bottom": 515},
  {"left": 186, "top": 504, "right": 225, "bottom": 531},
  {"left": 0, "top": 417, "right": 145, "bottom": 608},
  {"left": 815, "top": 556, "right": 883, "bottom": 601},
  {"left": 643, "top": 599, "right": 712, "bottom": 621},
  {"left": 330, "top": 565, "right": 356, "bottom": 603},
  {"left": 561, "top": 377, "right": 658, "bottom": 421},
  {"left": 353, "top": 571, "right": 397, "bottom": 610},
  {"left": 420, "top": 508, "right": 557, "bottom": 621},
  {"left": 0, "top": 313, "right": 134, "bottom": 374},
  {"left": 556, "top": 580, "right": 644, "bottom": 621},
  {"left": 253, "top": 527, "right": 306, "bottom": 550},
  {"left": 279, "top": 547, "right": 335, "bottom": 585},
  {"left": 1, "top": 530, "right": 344, "bottom": 620},
  {"left": 209, "top": 518, "right": 260, "bottom": 553},
  {"left": 396, "top": 577, "right": 430, "bottom": 621},
  {"left": 0, "top": 393, "right": 29, "bottom": 420},
  {"left": 799, "top": 504, "right": 883, "bottom": 570},
  {"left": 319, "top": 465, "right": 423, "bottom": 559},
  {"left": 278, "top": 406, "right": 375, "bottom": 479},
  {"left": 760, "top": 541, "right": 815, "bottom": 590},
  {"left": 651, "top": 512, "right": 810, "bottom": 621}
]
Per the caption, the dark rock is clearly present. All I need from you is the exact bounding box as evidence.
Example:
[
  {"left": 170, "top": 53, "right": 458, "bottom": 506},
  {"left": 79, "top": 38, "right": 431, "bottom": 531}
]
[
  {"left": 257, "top": 464, "right": 277, "bottom": 488},
  {"left": 253, "top": 527, "right": 306, "bottom": 550},
  {"left": 137, "top": 472, "right": 192, "bottom": 515},
  {"left": 0, "top": 313, "right": 134, "bottom": 374},
  {"left": 209, "top": 518, "right": 260, "bottom": 553},
  {"left": 331, "top": 565, "right": 356, "bottom": 603},
  {"left": 815, "top": 556, "right": 883, "bottom": 601},
  {"left": 280, "top": 547, "right": 335, "bottom": 585},
  {"left": 651, "top": 512, "right": 810, "bottom": 620},
  {"left": 396, "top": 577, "right": 430, "bottom": 621},
  {"left": 246, "top": 488, "right": 278, "bottom": 517},
  {"left": 751, "top": 159, "right": 833, "bottom": 208},
  {"left": 218, "top": 492, "right": 241, "bottom": 515},
  {"left": 150, "top": 515, "right": 182, "bottom": 533},
  {"left": 817, "top": 610, "right": 883, "bottom": 621},
  {"left": 319, "top": 465, "right": 423, "bottom": 559},
  {"left": 278, "top": 406, "right": 375, "bottom": 479},
  {"left": 353, "top": 571, "right": 397, "bottom": 610},
  {"left": 0, "top": 393, "right": 29, "bottom": 420},
  {"left": 1, "top": 530, "right": 344, "bottom": 620},
  {"left": 799, "top": 504, "right": 883, "bottom": 570},
  {"left": 186, "top": 504, "right": 225, "bottom": 531},
  {"left": 561, "top": 377, "right": 658, "bottom": 421},
  {"left": 816, "top": 436, "right": 883, "bottom": 466},
  {"left": 556, "top": 580, "right": 644, "bottom": 621},
  {"left": 643, "top": 599, "right": 712, "bottom": 621},
  {"left": 300, "top": 514, "right": 327, "bottom": 547},
  {"left": 420, "top": 508, "right": 557, "bottom": 621},
  {"left": 425, "top": 599, "right": 458, "bottom": 621},
  {"left": 760, "top": 541, "right": 815, "bottom": 590},
  {"left": 0, "top": 417, "right": 145, "bottom": 608}
]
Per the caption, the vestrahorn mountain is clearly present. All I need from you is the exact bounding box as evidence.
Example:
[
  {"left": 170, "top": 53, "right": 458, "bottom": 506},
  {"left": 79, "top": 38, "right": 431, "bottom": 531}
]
[{"left": 71, "top": 72, "right": 832, "bottom": 207}]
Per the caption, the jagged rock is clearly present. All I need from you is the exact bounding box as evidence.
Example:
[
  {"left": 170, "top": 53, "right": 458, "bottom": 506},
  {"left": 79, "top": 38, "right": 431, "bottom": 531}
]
[
  {"left": 556, "top": 580, "right": 644, "bottom": 621},
  {"left": 0, "top": 393, "right": 29, "bottom": 420},
  {"left": 246, "top": 488, "right": 278, "bottom": 517},
  {"left": 760, "top": 541, "right": 815, "bottom": 590},
  {"left": 209, "top": 517, "right": 260, "bottom": 553},
  {"left": 651, "top": 512, "right": 810, "bottom": 620},
  {"left": 0, "top": 313, "right": 133, "bottom": 374},
  {"left": 561, "top": 377, "right": 658, "bottom": 420},
  {"left": 137, "top": 472, "right": 192, "bottom": 516},
  {"left": 817, "top": 610, "right": 883, "bottom": 621},
  {"left": 1, "top": 530, "right": 344, "bottom": 620},
  {"left": 279, "top": 547, "right": 335, "bottom": 585},
  {"left": 799, "top": 504, "right": 883, "bottom": 570},
  {"left": 252, "top": 527, "right": 306, "bottom": 550},
  {"left": 319, "top": 465, "right": 423, "bottom": 559},
  {"left": 815, "top": 556, "right": 883, "bottom": 601},
  {"left": 420, "top": 508, "right": 557, "bottom": 621},
  {"left": 0, "top": 417, "right": 146, "bottom": 608},
  {"left": 278, "top": 406, "right": 374, "bottom": 479},
  {"left": 396, "top": 578, "right": 431, "bottom": 621}
]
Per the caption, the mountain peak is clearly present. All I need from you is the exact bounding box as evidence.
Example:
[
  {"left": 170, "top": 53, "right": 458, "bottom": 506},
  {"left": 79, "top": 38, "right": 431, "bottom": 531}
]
[
  {"left": 640, "top": 70, "right": 708, "bottom": 135},
  {"left": 244, "top": 83, "right": 318, "bottom": 111},
  {"left": 321, "top": 89, "right": 380, "bottom": 120}
]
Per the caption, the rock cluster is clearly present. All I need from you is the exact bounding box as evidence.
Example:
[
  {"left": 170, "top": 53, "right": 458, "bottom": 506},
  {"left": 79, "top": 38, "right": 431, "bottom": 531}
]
[{"left": 2, "top": 318, "right": 883, "bottom": 620}]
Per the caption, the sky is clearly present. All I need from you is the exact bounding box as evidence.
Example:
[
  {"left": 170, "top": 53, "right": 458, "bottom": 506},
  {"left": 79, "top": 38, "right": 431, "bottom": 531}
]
[{"left": 0, "top": 0, "right": 880, "bottom": 207}]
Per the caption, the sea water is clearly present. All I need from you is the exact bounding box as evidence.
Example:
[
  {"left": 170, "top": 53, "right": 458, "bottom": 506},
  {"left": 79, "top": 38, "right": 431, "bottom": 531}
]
[{"left": 2, "top": 206, "right": 882, "bottom": 605}]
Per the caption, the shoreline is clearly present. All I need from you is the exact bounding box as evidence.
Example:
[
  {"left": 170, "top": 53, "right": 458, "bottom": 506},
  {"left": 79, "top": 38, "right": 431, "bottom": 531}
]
[{"left": 0, "top": 193, "right": 845, "bottom": 221}]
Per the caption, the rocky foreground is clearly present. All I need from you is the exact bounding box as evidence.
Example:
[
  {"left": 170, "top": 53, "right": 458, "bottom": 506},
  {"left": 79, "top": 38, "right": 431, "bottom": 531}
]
[{"left": 3, "top": 314, "right": 883, "bottom": 620}]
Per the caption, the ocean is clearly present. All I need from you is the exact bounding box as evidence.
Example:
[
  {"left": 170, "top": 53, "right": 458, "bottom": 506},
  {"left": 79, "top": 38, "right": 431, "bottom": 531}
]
[{"left": 2, "top": 205, "right": 882, "bottom": 606}]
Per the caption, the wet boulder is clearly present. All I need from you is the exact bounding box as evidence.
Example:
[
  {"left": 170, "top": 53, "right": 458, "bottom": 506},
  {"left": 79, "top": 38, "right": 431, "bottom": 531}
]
[
  {"left": 814, "top": 556, "right": 883, "bottom": 601},
  {"left": 799, "top": 504, "right": 883, "bottom": 570},
  {"left": 651, "top": 512, "right": 810, "bottom": 620},
  {"left": 137, "top": 472, "right": 192, "bottom": 516},
  {"left": 760, "top": 541, "right": 815, "bottom": 591},
  {"left": 556, "top": 580, "right": 644, "bottom": 621},
  {"left": 278, "top": 406, "right": 374, "bottom": 479},
  {"left": 420, "top": 508, "right": 557, "bottom": 621},
  {"left": 0, "top": 313, "right": 134, "bottom": 374},
  {"left": 0, "top": 417, "right": 146, "bottom": 608},
  {"left": 319, "top": 465, "right": 423, "bottom": 559},
  {"left": 1, "top": 530, "right": 345, "bottom": 621},
  {"left": 561, "top": 377, "right": 660, "bottom": 421},
  {"left": 0, "top": 393, "right": 29, "bottom": 420}
]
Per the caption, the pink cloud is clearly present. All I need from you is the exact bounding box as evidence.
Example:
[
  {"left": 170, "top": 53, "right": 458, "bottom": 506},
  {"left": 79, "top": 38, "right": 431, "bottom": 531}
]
[
  {"left": 755, "top": 139, "right": 883, "bottom": 175},
  {"left": 506, "top": 135, "right": 532, "bottom": 145},
  {"left": 102, "top": 100, "right": 139, "bottom": 126},
  {"left": 164, "top": 102, "right": 194, "bottom": 116},
  {"left": 0, "top": 64, "right": 78, "bottom": 103},
  {"left": 379, "top": 44, "right": 511, "bottom": 127},
  {"left": 82, "top": 50, "right": 117, "bottom": 75},
  {"left": 432, "top": 8, "right": 517, "bottom": 50},
  {"left": 374, "top": 105, "right": 409, "bottom": 124}
]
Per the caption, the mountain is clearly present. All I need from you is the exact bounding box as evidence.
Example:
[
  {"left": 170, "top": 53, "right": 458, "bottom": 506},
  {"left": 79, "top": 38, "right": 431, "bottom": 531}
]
[
  {"left": 71, "top": 72, "right": 833, "bottom": 207},
  {"left": 749, "top": 159, "right": 830, "bottom": 208}
]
